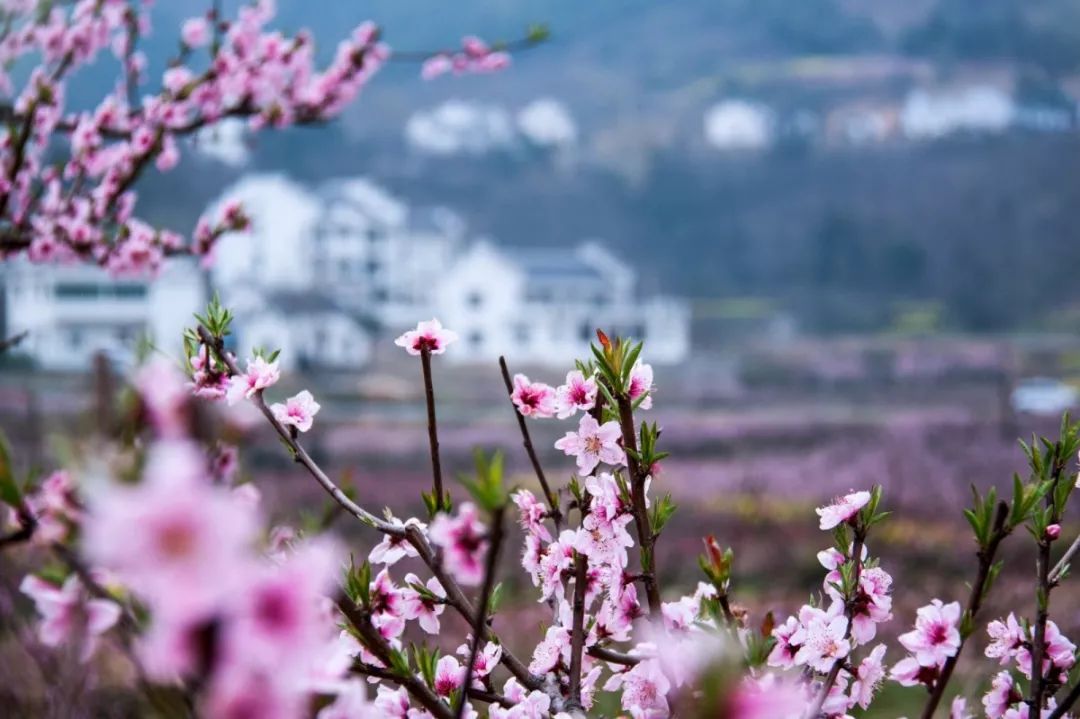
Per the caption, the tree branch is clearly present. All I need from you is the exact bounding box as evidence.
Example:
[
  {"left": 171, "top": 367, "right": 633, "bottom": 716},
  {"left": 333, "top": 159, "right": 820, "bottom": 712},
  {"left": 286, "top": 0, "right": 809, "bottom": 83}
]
[
  {"left": 920, "top": 501, "right": 1010, "bottom": 719},
  {"left": 0, "top": 330, "right": 28, "bottom": 354},
  {"left": 336, "top": 597, "right": 453, "bottom": 719},
  {"left": 455, "top": 505, "right": 506, "bottom": 719},
  {"left": 498, "top": 356, "right": 561, "bottom": 531},
  {"left": 806, "top": 533, "right": 865, "bottom": 719},
  {"left": 614, "top": 393, "right": 661, "bottom": 617},
  {"left": 420, "top": 348, "right": 446, "bottom": 512}
]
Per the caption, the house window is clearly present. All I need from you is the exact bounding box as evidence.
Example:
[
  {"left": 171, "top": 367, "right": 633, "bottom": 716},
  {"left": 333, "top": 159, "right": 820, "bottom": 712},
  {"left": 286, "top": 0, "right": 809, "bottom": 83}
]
[
  {"left": 467, "top": 291, "right": 483, "bottom": 308},
  {"left": 579, "top": 322, "right": 592, "bottom": 341},
  {"left": 67, "top": 328, "right": 82, "bottom": 349},
  {"left": 469, "top": 331, "right": 484, "bottom": 349},
  {"left": 514, "top": 324, "right": 530, "bottom": 344},
  {"left": 55, "top": 282, "right": 98, "bottom": 299},
  {"left": 366, "top": 260, "right": 380, "bottom": 276}
]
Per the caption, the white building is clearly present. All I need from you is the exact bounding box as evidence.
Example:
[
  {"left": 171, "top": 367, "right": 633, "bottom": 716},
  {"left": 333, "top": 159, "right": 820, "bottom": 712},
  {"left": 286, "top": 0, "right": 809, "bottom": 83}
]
[
  {"left": 435, "top": 241, "right": 689, "bottom": 366},
  {"left": 1, "top": 258, "right": 203, "bottom": 371},
  {"left": 210, "top": 173, "right": 691, "bottom": 369}
]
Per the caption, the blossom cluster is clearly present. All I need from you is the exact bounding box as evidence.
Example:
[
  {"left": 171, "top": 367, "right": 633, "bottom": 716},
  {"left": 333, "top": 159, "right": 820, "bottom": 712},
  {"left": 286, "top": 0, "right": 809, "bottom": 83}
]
[
  {"left": 0, "top": 1, "right": 512, "bottom": 276},
  {"left": 3, "top": 314, "right": 1080, "bottom": 719}
]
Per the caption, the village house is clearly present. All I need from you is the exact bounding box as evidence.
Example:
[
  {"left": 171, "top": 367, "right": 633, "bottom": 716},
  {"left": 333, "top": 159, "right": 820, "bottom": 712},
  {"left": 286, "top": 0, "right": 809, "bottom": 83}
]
[{"left": 3, "top": 173, "right": 692, "bottom": 371}]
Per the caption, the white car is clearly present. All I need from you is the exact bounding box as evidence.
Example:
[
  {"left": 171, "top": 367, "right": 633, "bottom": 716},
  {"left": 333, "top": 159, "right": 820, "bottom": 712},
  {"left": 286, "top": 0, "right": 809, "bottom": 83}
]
[{"left": 1011, "top": 377, "right": 1079, "bottom": 416}]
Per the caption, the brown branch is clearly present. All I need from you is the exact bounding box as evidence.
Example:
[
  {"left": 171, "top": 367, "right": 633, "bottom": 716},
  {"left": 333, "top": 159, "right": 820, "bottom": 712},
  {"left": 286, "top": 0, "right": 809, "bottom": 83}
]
[
  {"left": 1030, "top": 451, "right": 1068, "bottom": 713},
  {"left": 455, "top": 505, "right": 506, "bottom": 719},
  {"left": 0, "top": 330, "right": 28, "bottom": 354},
  {"left": 614, "top": 393, "right": 661, "bottom": 617},
  {"left": 420, "top": 348, "right": 446, "bottom": 512},
  {"left": 196, "top": 326, "right": 397, "bottom": 534},
  {"left": 498, "top": 356, "right": 561, "bottom": 530},
  {"left": 198, "top": 324, "right": 544, "bottom": 695},
  {"left": 353, "top": 661, "right": 513, "bottom": 708},
  {"left": 402, "top": 525, "right": 542, "bottom": 693},
  {"left": 1048, "top": 680, "right": 1080, "bottom": 719},
  {"left": 566, "top": 551, "right": 590, "bottom": 709},
  {"left": 920, "top": 501, "right": 1010, "bottom": 719},
  {"left": 806, "top": 533, "right": 865, "bottom": 719},
  {"left": 336, "top": 597, "right": 453, "bottom": 719},
  {"left": 1049, "top": 532, "right": 1080, "bottom": 585},
  {"left": 586, "top": 645, "right": 639, "bottom": 666}
]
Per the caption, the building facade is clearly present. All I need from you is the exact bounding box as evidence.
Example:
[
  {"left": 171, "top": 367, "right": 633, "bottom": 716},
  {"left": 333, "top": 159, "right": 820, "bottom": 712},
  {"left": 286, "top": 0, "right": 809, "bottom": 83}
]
[{"left": 4, "top": 173, "right": 691, "bottom": 371}]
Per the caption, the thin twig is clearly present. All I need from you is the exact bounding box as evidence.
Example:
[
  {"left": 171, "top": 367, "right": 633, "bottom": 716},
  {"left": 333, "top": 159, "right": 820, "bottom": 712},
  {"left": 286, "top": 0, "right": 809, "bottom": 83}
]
[
  {"left": 566, "top": 550, "right": 590, "bottom": 709},
  {"left": 1049, "top": 533, "right": 1080, "bottom": 585},
  {"left": 198, "top": 325, "right": 544, "bottom": 695},
  {"left": 1030, "top": 451, "right": 1068, "bottom": 712},
  {"left": 920, "top": 501, "right": 1010, "bottom": 719},
  {"left": 587, "top": 645, "right": 640, "bottom": 666},
  {"left": 806, "top": 534, "right": 865, "bottom": 719},
  {"left": 353, "top": 661, "right": 513, "bottom": 708},
  {"left": 0, "top": 330, "right": 28, "bottom": 354},
  {"left": 455, "top": 506, "right": 506, "bottom": 719},
  {"left": 196, "top": 327, "right": 398, "bottom": 534},
  {"left": 498, "top": 356, "right": 561, "bottom": 530},
  {"left": 336, "top": 597, "right": 453, "bottom": 719},
  {"left": 421, "top": 348, "right": 446, "bottom": 512},
  {"left": 1048, "top": 680, "right": 1080, "bottom": 719},
  {"left": 614, "top": 393, "right": 661, "bottom": 617}
]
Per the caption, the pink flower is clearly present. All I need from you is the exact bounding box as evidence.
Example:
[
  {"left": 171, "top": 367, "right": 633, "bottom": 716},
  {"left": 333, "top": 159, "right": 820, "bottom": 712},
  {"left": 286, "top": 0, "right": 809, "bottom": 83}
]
[
  {"left": 270, "top": 390, "right": 321, "bottom": 432},
  {"left": 83, "top": 441, "right": 259, "bottom": 618},
  {"left": 983, "top": 671, "right": 1019, "bottom": 718},
  {"left": 368, "top": 519, "right": 423, "bottom": 566},
  {"left": 538, "top": 530, "right": 577, "bottom": 602},
  {"left": 22, "top": 469, "right": 80, "bottom": 545},
  {"left": 512, "top": 489, "right": 552, "bottom": 542},
  {"left": 890, "top": 656, "right": 933, "bottom": 687},
  {"left": 511, "top": 374, "right": 556, "bottom": 418},
  {"left": 181, "top": 17, "right": 211, "bottom": 47},
  {"left": 951, "top": 696, "right": 973, "bottom": 719},
  {"left": 529, "top": 625, "right": 570, "bottom": 675},
  {"left": 1046, "top": 523, "right": 1061, "bottom": 540},
  {"left": 457, "top": 639, "right": 502, "bottom": 681},
  {"left": 317, "top": 680, "right": 375, "bottom": 719},
  {"left": 401, "top": 573, "right": 445, "bottom": 634},
  {"left": 575, "top": 511, "right": 634, "bottom": 568},
  {"left": 554, "top": 370, "right": 597, "bottom": 419},
  {"left": 19, "top": 574, "right": 121, "bottom": 661},
  {"left": 815, "top": 490, "right": 871, "bottom": 530},
  {"left": 604, "top": 658, "right": 671, "bottom": 719},
  {"left": 228, "top": 539, "right": 342, "bottom": 671},
  {"left": 135, "top": 358, "right": 191, "bottom": 438},
  {"left": 986, "top": 613, "right": 1026, "bottom": 665},
  {"left": 374, "top": 686, "right": 411, "bottom": 717},
  {"left": 433, "top": 654, "right": 464, "bottom": 696},
  {"left": 851, "top": 566, "right": 893, "bottom": 643},
  {"left": 429, "top": 502, "right": 488, "bottom": 586},
  {"left": 1015, "top": 620, "right": 1076, "bottom": 681},
  {"left": 767, "top": 615, "right": 802, "bottom": 669},
  {"left": 421, "top": 55, "right": 453, "bottom": 80},
  {"left": 394, "top": 318, "right": 457, "bottom": 356},
  {"left": 226, "top": 356, "right": 281, "bottom": 405},
  {"left": 726, "top": 675, "right": 808, "bottom": 719},
  {"left": 898, "top": 599, "right": 962, "bottom": 668},
  {"left": 850, "top": 644, "right": 887, "bottom": 709},
  {"left": 554, "top": 414, "right": 625, "bottom": 474},
  {"left": 627, "top": 361, "right": 654, "bottom": 410},
  {"left": 792, "top": 603, "right": 851, "bottom": 672}
]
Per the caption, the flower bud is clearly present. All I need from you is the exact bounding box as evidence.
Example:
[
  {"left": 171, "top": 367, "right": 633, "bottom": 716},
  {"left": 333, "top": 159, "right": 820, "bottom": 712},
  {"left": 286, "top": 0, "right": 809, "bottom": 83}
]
[{"left": 1046, "top": 523, "right": 1062, "bottom": 541}]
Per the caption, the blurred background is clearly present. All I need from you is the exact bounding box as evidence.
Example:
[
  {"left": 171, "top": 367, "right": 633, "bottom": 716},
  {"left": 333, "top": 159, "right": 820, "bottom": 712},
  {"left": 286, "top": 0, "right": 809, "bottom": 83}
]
[{"left": 4, "top": 1, "right": 1080, "bottom": 713}]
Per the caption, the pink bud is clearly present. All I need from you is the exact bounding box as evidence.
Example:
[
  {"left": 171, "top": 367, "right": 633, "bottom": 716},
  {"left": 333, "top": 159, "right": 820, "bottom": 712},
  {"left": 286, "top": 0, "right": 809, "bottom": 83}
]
[{"left": 1047, "top": 524, "right": 1062, "bottom": 540}]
